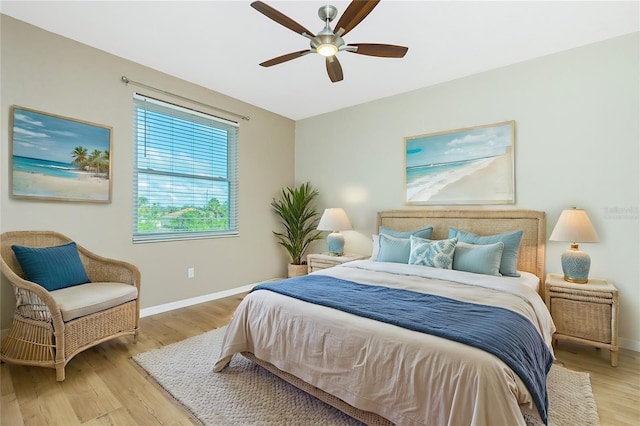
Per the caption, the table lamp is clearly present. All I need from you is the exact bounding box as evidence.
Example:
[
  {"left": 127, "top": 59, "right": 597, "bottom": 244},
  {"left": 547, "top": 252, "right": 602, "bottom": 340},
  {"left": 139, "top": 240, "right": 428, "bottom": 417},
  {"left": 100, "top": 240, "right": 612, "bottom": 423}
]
[
  {"left": 549, "top": 207, "right": 599, "bottom": 283},
  {"left": 317, "top": 208, "right": 352, "bottom": 256}
]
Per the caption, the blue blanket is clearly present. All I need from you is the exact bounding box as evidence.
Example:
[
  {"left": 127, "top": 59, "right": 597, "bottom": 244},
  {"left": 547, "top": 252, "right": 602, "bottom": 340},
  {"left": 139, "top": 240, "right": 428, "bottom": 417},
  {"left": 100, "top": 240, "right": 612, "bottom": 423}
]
[{"left": 254, "top": 274, "right": 553, "bottom": 424}]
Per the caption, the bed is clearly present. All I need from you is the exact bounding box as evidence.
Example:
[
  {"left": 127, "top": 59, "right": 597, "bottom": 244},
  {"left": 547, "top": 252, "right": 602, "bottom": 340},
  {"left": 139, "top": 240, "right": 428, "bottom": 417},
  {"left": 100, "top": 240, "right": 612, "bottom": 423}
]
[{"left": 214, "top": 209, "right": 555, "bottom": 426}]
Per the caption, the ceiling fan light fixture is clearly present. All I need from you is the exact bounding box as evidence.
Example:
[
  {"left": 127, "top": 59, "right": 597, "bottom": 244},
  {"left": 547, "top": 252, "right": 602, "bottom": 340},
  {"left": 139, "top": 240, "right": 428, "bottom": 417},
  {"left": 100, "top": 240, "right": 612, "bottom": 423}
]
[
  {"left": 317, "top": 43, "right": 338, "bottom": 57},
  {"left": 251, "top": 1, "right": 409, "bottom": 82}
]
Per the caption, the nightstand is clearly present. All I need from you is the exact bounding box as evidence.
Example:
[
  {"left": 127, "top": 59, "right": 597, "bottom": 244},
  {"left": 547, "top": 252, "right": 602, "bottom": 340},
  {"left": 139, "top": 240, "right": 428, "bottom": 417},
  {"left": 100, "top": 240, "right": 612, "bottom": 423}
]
[
  {"left": 307, "top": 253, "right": 366, "bottom": 274},
  {"left": 545, "top": 273, "right": 619, "bottom": 366}
]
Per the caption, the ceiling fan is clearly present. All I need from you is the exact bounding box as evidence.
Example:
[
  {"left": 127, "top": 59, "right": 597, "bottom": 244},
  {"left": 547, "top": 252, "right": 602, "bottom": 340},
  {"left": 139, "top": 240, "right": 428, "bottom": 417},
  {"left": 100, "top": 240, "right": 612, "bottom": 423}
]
[{"left": 251, "top": 0, "right": 408, "bottom": 83}]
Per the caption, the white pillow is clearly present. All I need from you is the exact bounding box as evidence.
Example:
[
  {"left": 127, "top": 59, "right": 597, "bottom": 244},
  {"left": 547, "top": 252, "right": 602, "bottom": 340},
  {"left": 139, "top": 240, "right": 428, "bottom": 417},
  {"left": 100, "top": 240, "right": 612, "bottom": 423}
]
[{"left": 370, "top": 234, "right": 380, "bottom": 260}]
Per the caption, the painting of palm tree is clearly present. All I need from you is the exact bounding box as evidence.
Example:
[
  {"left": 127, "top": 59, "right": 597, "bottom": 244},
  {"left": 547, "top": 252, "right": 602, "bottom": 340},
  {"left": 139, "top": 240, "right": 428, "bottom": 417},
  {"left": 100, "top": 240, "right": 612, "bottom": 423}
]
[
  {"left": 72, "top": 146, "right": 88, "bottom": 167},
  {"left": 11, "top": 106, "right": 113, "bottom": 202}
]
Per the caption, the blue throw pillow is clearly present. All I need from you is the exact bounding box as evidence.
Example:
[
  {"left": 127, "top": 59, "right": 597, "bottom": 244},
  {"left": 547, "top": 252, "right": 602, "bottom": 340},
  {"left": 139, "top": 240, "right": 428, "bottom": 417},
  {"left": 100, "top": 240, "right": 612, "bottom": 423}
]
[
  {"left": 377, "top": 234, "right": 412, "bottom": 263},
  {"left": 453, "top": 242, "right": 504, "bottom": 277},
  {"left": 409, "top": 236, "right": 457, "bottom": 269},
  {"left": 448, "top": 228, "right": 523, "bottom": 277},
  {"left": 380, "top": 225, "right": 433, "bottom": 240},
  {"left": 12, "top": 242, "right": 91, "bottom": 291}
]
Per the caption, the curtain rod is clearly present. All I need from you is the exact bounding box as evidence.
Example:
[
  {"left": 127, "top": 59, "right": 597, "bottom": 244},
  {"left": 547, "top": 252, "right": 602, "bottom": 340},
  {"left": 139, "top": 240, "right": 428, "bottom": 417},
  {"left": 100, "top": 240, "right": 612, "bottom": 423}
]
[{"left": 120, "top": 76, "right": 250, "bottom": 121}]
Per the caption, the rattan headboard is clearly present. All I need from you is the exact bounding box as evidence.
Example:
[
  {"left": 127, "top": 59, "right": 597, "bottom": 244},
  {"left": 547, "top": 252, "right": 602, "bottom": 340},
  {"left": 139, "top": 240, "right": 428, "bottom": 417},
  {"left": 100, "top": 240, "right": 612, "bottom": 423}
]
[{"left": 377, "top": 209, "right": 546, "bottom": 293}]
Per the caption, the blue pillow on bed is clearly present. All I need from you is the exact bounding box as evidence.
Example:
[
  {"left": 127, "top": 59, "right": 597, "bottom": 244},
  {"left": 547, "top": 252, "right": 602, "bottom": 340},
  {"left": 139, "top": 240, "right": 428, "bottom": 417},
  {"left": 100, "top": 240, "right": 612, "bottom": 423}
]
[
  {"left": 377, "top": 234, "right": 412, "bottom": 263},
  {"left": 380, "top": 225, "right": 433, "bottom": 240},
  {"left": 408, "top": 236, "right": 457, "bottom": 269},
  {"left": 448, "top": 228, "right": 523, "bottom": 277},
  {"left": 11, "top": 242, "right": 90, "bottom": 291},
  {"left": 453, "top": 241, "right": 504, "bottom": 277},
  {"left": 372, "top": 226, "right": 433, "bottom": 261}
]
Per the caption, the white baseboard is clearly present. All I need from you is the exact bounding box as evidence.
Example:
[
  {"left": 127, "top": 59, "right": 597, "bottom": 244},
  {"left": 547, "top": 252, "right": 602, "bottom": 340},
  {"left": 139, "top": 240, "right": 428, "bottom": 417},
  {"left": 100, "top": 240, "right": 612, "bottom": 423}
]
[
  {"left": 619, "top": 337, "right": 640, "bottom": 353},
  {"left": 140, "top": 283, "right": 257, "bottom": 318}
]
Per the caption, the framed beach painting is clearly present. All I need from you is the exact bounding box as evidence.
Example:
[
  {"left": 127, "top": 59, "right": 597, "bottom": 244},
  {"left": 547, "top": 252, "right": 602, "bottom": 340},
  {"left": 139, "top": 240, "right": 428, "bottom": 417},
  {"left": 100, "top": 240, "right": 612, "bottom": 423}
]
[
  {"left": 11, "top": 106, "right": 112, "bottom": 203},
  {"left": 405, "top": 121, "right": 515, "bottom": 205}
]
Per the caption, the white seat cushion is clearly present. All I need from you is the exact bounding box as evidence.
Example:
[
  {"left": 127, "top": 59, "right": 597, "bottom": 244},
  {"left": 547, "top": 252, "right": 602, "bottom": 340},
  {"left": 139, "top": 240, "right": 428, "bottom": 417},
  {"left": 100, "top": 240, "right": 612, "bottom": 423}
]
[{"left": 50, "top": 282, "right": 138, "bottom": 322}]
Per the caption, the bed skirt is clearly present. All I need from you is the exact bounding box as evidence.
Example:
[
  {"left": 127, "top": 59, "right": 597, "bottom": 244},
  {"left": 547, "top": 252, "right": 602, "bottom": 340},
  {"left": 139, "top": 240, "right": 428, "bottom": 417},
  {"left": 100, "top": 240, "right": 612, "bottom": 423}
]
[{"left": 241, "top": 352, "right": 393, "bottom": 426}]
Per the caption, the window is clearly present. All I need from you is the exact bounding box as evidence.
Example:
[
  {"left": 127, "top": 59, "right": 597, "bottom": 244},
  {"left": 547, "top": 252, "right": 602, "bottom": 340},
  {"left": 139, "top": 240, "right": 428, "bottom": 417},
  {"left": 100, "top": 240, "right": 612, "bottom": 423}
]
[{"left": 132, "top": 94, "right": 238, "bottom": 242}]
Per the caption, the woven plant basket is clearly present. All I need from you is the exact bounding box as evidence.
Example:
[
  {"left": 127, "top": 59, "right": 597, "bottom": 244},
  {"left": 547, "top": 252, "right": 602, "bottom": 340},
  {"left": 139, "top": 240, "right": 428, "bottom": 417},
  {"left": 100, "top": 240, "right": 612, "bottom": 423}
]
[{"left": 287, "top": 263, "right": 308, "bottom": 278}]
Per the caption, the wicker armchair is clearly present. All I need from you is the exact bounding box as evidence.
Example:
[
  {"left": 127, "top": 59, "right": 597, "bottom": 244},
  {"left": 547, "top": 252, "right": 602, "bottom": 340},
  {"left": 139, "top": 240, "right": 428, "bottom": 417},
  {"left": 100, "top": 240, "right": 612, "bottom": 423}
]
[{"left": 0, "top": 231, "right": 140, "bottom": 381}]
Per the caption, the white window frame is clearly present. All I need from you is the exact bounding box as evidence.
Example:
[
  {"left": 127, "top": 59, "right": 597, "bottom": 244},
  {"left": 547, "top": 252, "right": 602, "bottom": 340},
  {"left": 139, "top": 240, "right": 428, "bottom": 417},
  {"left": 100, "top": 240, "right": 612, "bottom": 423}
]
[{"left": 132, "top": 93, "right": 238, "bottom": 243}]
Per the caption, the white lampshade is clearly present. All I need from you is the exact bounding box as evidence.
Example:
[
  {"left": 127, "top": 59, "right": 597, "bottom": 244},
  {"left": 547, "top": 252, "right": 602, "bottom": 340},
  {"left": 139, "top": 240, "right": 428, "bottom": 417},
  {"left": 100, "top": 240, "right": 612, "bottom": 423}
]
[
  {"left": 317, "top": 208, "right": 352, "bottom": 256},
  {"left": 549, "top": 207, "right": 599, "bottom": 284},
  {"left": 549, "top": 208, "right": 599, "bottom": 243},
  {"left": 317, "top": 208, "right": 352, "bottom": 232}
]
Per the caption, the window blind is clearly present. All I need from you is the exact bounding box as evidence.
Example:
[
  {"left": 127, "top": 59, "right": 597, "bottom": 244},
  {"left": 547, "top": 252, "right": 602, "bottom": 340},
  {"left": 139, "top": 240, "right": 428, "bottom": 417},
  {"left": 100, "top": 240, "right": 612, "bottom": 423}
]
[{"left": 132, "top": 93, "right": 239, "bottom": 243}]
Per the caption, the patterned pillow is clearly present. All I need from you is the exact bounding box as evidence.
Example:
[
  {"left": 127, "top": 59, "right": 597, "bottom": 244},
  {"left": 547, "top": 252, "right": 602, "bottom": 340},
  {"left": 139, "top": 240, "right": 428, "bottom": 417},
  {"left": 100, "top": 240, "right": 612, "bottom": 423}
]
[{"left": 409, "top": 236, "right": 458, "bottom": 269}]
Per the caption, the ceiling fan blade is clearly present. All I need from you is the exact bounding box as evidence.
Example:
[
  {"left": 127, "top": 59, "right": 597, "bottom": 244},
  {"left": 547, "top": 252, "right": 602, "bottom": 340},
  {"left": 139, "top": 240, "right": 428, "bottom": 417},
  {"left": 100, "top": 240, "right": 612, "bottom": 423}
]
[
  {"left": 259, "top": 50, "right": 311, "bottom": 67},
  {"left": 251, "top": 1, "right": 315, "bottom": 37},
  {"left": 334, "top": 0, "right": 380, "bottom": 37},
  {"left": 348, "top": 43, "right": 408, "bottom": 58},
  {"left": 325, "top": 56, "right": 344, "bottom": 83}
]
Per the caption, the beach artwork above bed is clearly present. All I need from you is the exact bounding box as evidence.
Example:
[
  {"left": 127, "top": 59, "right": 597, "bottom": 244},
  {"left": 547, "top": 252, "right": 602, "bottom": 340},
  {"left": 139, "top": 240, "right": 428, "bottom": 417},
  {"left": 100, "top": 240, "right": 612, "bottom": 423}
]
[
  {"left": 405, "top": 121, "right": 515, "bottom": 205},
  {"left": 11, "top": 106, "right": 112, "bottom": 203}
]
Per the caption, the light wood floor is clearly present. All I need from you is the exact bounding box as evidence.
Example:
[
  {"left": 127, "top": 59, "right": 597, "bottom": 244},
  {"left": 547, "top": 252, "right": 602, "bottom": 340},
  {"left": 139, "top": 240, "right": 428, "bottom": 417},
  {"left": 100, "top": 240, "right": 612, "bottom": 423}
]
[{"left": 2, "top": 293, "right": 639, "bottom": 426}]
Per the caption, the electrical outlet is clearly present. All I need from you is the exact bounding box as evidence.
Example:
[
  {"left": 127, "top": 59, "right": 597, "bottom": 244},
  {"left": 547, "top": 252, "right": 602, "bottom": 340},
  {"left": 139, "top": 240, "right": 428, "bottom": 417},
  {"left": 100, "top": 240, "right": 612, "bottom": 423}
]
[{"left": 188, "top": 267, "right": 195, "bottom": 278}]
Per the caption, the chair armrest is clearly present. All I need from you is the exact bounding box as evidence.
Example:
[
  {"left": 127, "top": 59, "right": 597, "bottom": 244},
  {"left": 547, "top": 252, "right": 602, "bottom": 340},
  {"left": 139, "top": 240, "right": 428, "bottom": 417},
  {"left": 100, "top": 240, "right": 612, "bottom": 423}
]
[
  {"left": 0, "top": 260, "right": 61, "bottom": 323},
  {"left": 77, "top": 245, "right": 141, "bottom": 291}
]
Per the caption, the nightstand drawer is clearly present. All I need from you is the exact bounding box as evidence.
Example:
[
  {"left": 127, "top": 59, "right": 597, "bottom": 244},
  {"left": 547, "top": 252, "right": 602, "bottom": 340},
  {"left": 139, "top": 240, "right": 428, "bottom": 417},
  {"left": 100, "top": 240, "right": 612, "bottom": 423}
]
[
  {"left": 550, "top": 297, "right": 612, "bottom": 343},
  {"left": 308, "top": 257, "right": 341, "bottom": 272},
  {"left": 307, "top": 253, "right": 365, "bottom": 274}
]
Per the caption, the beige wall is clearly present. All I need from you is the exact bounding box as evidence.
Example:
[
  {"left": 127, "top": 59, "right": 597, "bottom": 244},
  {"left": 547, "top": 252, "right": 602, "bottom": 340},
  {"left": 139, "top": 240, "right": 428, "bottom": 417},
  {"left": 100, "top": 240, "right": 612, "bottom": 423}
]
[
  {"left": 1, "top": 16, "right": 296, "bottom": 328},
  {"left": 296, "top": 33, "right": 640, "bottom": 350}
]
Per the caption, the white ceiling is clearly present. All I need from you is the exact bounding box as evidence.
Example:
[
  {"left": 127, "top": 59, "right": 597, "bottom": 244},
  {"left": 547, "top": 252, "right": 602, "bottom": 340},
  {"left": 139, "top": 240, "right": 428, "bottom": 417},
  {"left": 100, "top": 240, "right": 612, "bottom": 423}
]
[{"left": 2, "top": 1, "right": 639, "bottom": 120}]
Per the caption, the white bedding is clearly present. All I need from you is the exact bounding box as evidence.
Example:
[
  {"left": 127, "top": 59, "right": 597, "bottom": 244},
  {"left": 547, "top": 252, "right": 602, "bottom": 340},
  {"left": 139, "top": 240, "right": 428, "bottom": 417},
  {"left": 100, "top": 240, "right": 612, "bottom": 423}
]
[
  {"left": 215, "top": 261, "right": 556, "bottom": 426},
  {"left": 514, "top": 270, "right": 541, "bottom": 292}
]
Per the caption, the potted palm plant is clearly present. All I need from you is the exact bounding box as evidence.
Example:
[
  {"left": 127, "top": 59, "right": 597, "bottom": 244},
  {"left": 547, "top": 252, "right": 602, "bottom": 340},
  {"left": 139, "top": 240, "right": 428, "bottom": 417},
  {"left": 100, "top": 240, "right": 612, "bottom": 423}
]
[{"left": 271, "top": 182, "right": 322, "bottom": 277}]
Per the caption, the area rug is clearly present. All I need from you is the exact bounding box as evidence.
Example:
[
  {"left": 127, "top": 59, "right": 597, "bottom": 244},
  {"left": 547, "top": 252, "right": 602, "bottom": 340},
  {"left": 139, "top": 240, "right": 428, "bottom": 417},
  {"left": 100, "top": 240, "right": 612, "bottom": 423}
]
[{"left": 133, "top": 326, "right": 600, "bottom": 426}]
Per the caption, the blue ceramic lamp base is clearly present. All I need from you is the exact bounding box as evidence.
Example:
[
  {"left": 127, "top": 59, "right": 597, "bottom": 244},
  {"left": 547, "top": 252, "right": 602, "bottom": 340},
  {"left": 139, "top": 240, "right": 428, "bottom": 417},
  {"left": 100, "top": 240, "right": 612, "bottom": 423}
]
[
  {"left": 327, "top": 231, "right": 345, "bottom": 256},
  {"left": 561, "top": 244, "right": 591, "bottom": 284}
]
